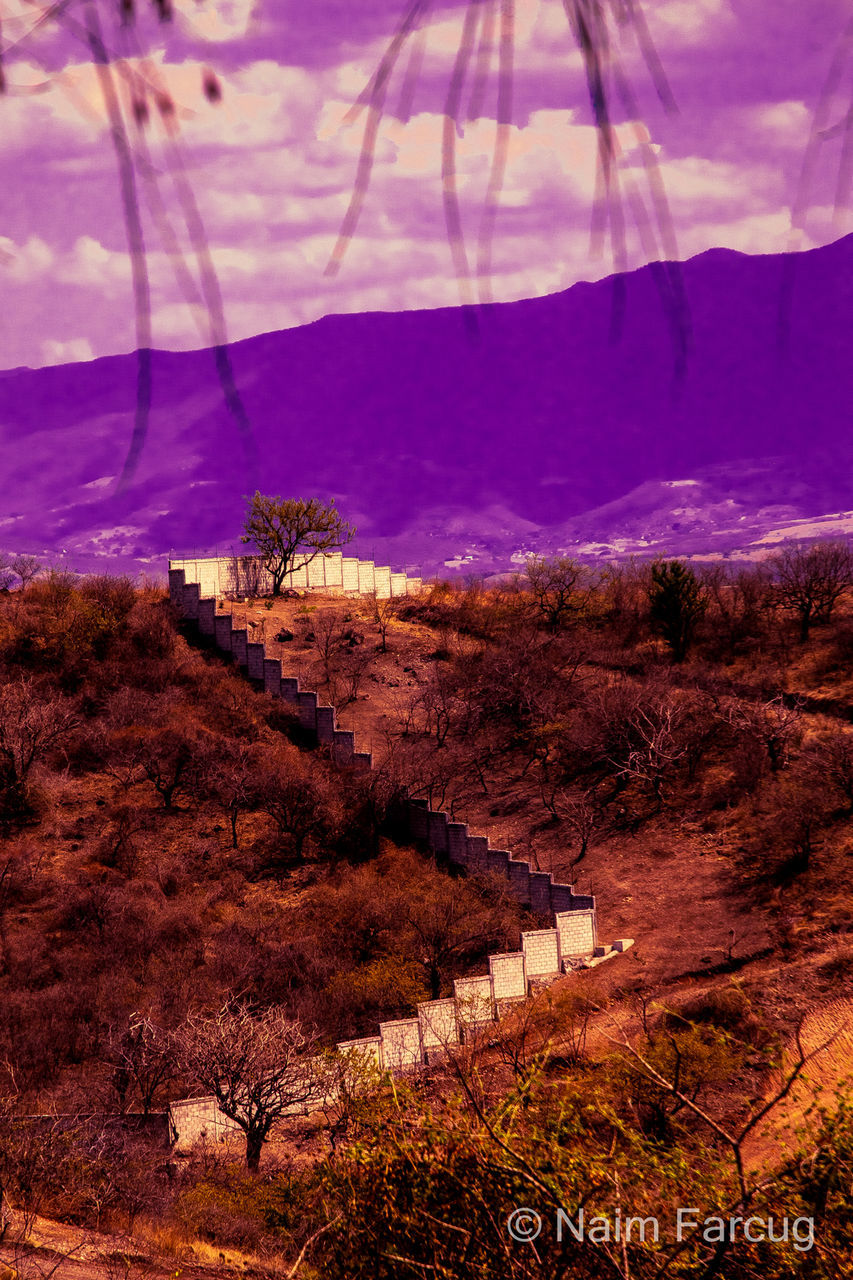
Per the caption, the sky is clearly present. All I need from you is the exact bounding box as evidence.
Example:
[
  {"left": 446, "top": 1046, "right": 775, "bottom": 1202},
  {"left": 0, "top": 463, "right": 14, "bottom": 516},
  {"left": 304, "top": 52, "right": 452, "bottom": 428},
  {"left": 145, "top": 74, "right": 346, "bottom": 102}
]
[{"left": 0, "top": 0, "right": 850, "bottom": 371}]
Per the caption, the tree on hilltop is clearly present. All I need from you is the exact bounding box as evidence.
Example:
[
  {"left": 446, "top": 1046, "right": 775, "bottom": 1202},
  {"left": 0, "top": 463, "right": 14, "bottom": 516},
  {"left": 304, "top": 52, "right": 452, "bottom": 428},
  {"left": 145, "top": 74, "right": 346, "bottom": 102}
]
[{"left": 241, "top": 494, "right": 356, "bottom": 597}]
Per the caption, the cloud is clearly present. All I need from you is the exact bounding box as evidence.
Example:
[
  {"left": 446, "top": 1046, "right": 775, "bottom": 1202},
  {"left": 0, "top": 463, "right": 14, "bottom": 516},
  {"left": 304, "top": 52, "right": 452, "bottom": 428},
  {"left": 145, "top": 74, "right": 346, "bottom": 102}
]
[
  {"left": 647, "top": 0, "right": 736, "bottom": 47},
  {"left": 41, "top": 337, "right": 95, "bottom": 365},
  {"left": 0, "top": 235, "right": 54, "bottom": 283},
  {"left": 0, "top": 52, "right": 322, "bottom": 158},
  {"left": 175, "top": 0, "right": 260, "bottom": 44},
  {"left": 0, "top": 0, "right": 844, "bottom": 371},
  {"left": 56, "top": 236, "right": 132, "bottom": 290},
  {"left": 677, "top": 209, "right": 808, "bottom": 258}
]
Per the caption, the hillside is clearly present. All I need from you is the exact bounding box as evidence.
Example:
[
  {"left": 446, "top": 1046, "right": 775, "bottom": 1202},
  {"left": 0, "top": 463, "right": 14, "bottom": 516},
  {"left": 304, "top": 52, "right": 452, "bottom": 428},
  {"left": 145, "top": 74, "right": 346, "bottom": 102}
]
[
  {"left": 2, "top": 236, "right": 853, "bottom": 576},
  {"left": 2, "top": 561, "right": 853, "bottom": 1278}
]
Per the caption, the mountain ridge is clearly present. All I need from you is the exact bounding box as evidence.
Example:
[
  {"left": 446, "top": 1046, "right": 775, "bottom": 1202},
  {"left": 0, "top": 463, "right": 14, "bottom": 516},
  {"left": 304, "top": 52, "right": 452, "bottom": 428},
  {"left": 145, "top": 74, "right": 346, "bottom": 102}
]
[{"left": 2, "top": 233, "right": 852, "bottom": 576}]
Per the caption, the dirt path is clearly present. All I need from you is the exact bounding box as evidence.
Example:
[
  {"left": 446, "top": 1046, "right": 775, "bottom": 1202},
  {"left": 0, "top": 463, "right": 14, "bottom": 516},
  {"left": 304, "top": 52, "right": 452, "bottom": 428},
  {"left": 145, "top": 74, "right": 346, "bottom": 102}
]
[
  {"left": 742, "top": 998, "right": 853, "bottom": 1173},
  {"left": 0, "top": 1211, "right": 241, "bottom": 1280}
]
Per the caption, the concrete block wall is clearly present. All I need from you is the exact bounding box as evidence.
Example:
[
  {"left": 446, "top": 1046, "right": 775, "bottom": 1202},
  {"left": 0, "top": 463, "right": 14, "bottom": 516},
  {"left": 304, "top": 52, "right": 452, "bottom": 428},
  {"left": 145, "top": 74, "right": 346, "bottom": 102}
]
[
  {"left": 170, "top": 553, "right": 425, "bottom": 598},
  {"left": 172, "top": 563, "right": 600, "bottom": 932},
  {"left": 325, "top": 556, "right": 344, "bottom": 589},
  {"left": 380, "top": 1018, "right": 422, "bottom": 1072},
  {"left": 447, "top": 822, "right": 469, "bottom": 866},
  {"left": 529, "top": 871, "right": 554, "bottom": 915},
  {"left": 487, "top": 849, "right": 511, "bottom": 877},
  {"left": 214, "top": 613, "right": 233, "bottom": 651},
  {"left": 357, "top": 561, "right": 375, "bottom": 593},
  {"left": 418, "top": 998, "right": 459, "bottom": 1055},
  {"left": 489, "top": 952, "right": 527, "bottom": 1001},
  {"left": 337, "top": 912, "right": 636, "bottom": 1078},
  {"left": 169, "top": 1097, "right": 242, "bottom": 1154},
  {"left": 555, "top": 909, "right": 597, "bottom": 961},
  {"left": 298, "top": 691, "right": 318, "bottom": 733},
  {"left": 409, "top": 800, "right": 429, "bottom": 841},
  {"left": 170, "top": 565, "right": 636, "bottom": 1087},
  {"left": 247, "top": 642, "right": 265, "bottom": 681},
  {"left": 522, "top": 929, "right": 561, "bottom": 978},
  {"left": 168, "top": 568, "right": 186, "bottom": 606},
  {"left": 467, "top": 835, "right": 489, "bottom": 872},
  {"left": 337, "top": 1036, "right": 383, "bottom": 1069},
  {"left": 231, "top": 628, "right": 248, "bottom": 668},
  {"left": 170, "top": 1082, "right": 331, "bottom": 1149},
  {"left": 507, "top": 859, "right": 531, "bottom": 905},
  {"left": 316, "top": 706, "right": 336, "bottom": 744},
  {"left": 428, "top": 810, "right": 449, "bottom": 853},
  {"left": 198, "top": 597, "right": 216, "bottom": 636},
  {"left": 453, "top": 975, "right": 495, "bottom": 1030},
  {"left": 181, "top": 582, "right": 200, "bottom": 619},
  {"left": 264, "top": 657, "right": 282, "bottom": 696}
]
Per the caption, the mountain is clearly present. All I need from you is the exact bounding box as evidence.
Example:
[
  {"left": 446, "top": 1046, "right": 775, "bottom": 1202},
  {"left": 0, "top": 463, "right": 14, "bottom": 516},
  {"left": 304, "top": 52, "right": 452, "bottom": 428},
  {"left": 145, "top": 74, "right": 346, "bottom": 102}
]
[{"left": 2, "top": 235, "right": 853, "bottom": 578}]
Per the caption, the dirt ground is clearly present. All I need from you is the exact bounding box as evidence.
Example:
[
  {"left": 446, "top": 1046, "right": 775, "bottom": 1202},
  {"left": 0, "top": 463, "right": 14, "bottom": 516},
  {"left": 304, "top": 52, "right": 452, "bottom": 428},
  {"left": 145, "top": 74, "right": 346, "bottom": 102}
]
[{"left": 742, "top": 997, "right": 853, "bottom": 1173}]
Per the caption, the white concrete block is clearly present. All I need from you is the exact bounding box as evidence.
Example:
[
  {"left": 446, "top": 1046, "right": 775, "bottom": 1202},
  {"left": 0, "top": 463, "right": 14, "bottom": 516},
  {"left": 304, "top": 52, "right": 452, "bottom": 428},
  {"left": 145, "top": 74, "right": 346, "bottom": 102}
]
[
  {"left": 521, "top": 929, "right": 560, "bottom": 978},
  {"left": 489, "top": 952, "right": 527, "bottom": 1001},
  {"left": 379, "top": 1018, "right": 422, "bottom": 1072}
]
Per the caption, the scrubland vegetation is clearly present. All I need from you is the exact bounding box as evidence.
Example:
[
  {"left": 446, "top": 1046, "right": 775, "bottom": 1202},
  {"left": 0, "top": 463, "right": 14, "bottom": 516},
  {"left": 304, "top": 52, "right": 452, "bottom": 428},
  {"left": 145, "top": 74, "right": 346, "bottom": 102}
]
[{"left": 1, "top": 546, "right": 853, "bottom": 1278}]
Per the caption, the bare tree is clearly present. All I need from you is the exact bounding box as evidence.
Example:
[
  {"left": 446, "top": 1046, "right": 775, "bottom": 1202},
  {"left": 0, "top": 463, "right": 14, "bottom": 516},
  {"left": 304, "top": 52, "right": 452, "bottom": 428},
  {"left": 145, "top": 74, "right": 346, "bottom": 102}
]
[
  {"left": 541, "top": 787, "right": 603, "bottom": 872},
  {"left": 725, "top": 695, "right": 803, "bottom": 775},
  {"left": 371, "top": 593, "right": 396, "bottom": 652},
  {"left": 139, "top": 724, "right": 203, "bottom": 810},
  {"left": 108, "top": 1015, "right": 175, "bottom": 1117},
  {"left": 332, "top": 644, "right": 373, "bottom": 710},
  {"left": 310, "top": 609, "right": 349, "bottom": 688},
  {"left": 241, "top": 494, "right": 355, "bottom": 597},
  {"left": 202, "top": 738, "right": 260, "bottom": 848},
  {"left": 174, "top": 1005, "right": 327, "bottom": 1170},
  {"left": 9, "top": 556, "right": 43, "bottom": 592},
  {"left": 772, "top": 540, "right": 853, "bottom": 641},
  {"left": 401, "top": 875, "right": 517, "bottom": 1001},
  {"left": 525, "top": 555, "right": 586, "bottom": 630},
  {"left": 0, "top": 555, "right": 16, "bottom": 592},
  {"left": 387, "top": 734, "right": 482, "bottom": 814},
  {"left": 410, "top": 665, "right": 465, "bottom": 746},
  {"left": 0, "top": 681, "right": 79, "bottom": 823},
  {"left": 602, "top": 1009, "right": 839, "bottom": 1274},
  {"left": 701, "top": 563, "right": 774, "bottom": 657},
  {"left": 321, "top": 1048, "right": 385, "bottom": 1154}
]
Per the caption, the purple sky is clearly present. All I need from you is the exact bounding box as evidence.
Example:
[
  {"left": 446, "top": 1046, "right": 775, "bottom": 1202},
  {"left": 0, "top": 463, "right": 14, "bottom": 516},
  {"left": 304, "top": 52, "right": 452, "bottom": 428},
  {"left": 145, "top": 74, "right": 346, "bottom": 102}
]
[{"left": 0, "top": 0, "right": 850, "bottom": 371}]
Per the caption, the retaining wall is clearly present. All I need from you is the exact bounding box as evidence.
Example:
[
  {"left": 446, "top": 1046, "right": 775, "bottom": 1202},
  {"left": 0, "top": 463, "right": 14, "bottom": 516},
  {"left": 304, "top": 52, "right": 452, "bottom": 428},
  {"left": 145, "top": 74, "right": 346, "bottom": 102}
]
[
  {"left": 170, "top": 551, "right": 423, "bottom": 600},
  {"left": 168, "top": 564, "right": 635, "bottom": 1086},
  {"left": 171, "top": 562, "right": 600, "bottom": 927},
  {"left": 169, "top": 1097, "right": 243, "bottom": 1154}
]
